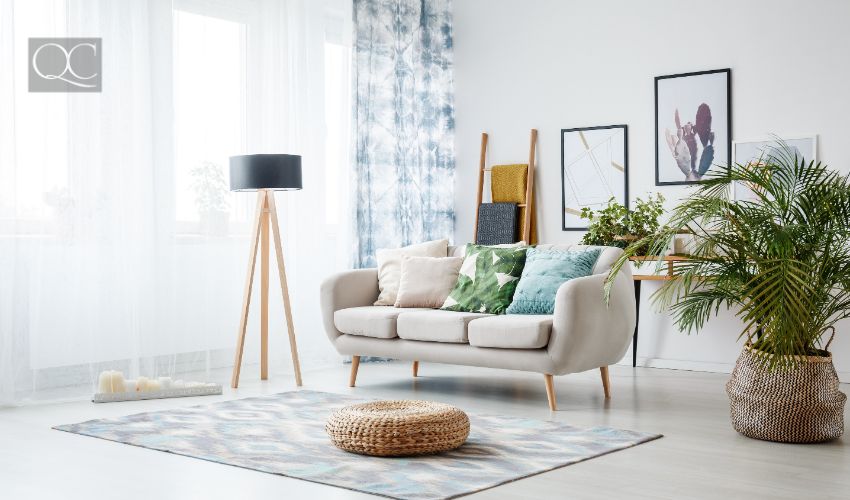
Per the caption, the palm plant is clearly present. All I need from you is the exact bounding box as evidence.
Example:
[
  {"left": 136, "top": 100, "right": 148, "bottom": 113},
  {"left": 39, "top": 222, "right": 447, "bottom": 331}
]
[{"left": 606, "top": 143, "right": 850, "bottom": 369}]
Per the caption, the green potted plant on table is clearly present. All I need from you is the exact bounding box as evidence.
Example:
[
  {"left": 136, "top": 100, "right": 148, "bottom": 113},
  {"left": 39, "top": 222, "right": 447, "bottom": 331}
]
[
  {"left": 581, "top": 194, "right": 666, "bottom": 274},
  {"left": 580, "top": 193, "right": 665, "bottom": 253},
  {"left": 606, "top": 144, "right": 847, "bottom": 443}
]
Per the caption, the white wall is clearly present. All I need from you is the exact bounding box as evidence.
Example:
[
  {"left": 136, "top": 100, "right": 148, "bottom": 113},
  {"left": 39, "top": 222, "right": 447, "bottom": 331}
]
[{"left": 453, "top": 0, "right": 850, "bottom": 380}]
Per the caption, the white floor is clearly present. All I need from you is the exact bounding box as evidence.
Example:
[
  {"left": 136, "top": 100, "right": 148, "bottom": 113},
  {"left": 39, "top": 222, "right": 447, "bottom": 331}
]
[{"left": 1, "top": 361, "right": 848, "bottom": 500}]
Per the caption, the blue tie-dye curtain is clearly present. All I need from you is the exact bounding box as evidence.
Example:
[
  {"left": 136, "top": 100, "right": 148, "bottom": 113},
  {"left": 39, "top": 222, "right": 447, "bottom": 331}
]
[{"left": 352, "top": 0, "right": 455, "bottom": 268}]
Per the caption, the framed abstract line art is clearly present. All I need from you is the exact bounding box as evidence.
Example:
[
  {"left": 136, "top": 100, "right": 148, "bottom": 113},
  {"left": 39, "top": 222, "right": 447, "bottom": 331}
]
[
  {"left": 731, "top": 135, "right": 817, "bottom": 201},
  {"left": 561, "top": 124, "right": 628, "bottom": 231},
  {"left": 655, "top": 68, "right": 731, "bottom": 185}
]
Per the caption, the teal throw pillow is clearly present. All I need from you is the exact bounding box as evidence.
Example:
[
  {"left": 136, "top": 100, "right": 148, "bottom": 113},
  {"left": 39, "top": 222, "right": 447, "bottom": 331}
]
[
  {"left": 441, "top": 244, "right": 528, "bottom": 314},
  {"left": 506, "top": 248, "right": 601, "bottom": 315}
]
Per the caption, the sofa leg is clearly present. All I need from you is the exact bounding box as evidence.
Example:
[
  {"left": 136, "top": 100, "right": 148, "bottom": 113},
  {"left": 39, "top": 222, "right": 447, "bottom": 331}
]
[
  {"left": 349, "top": 355, "right": 360, "bottom": 387},
  {"left": 600, "top": 366, "right": 611, "bottom": 398},
  {"left": 412, "top": 361, "right": 419, "bottom": 377},
  {"left": 543, "top": 374, "right": 557, "bottom": 411}
]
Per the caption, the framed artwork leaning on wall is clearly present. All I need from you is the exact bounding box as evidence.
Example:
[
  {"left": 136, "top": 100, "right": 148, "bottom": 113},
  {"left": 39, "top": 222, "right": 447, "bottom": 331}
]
[
  {"left": 731, "top": 135, "right": 818, "bottom": 201},
  {"left": 655, "top": 68, "right": 731, "bottom": 185},
  {"left": 561, "top": 124, "right": 628, "bottom": 231}
]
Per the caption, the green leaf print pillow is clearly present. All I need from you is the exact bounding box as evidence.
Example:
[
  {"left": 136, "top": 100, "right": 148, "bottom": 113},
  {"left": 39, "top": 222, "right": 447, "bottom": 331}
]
[{"left": 440, "top": 244, "right": 528, "bottom": 314}]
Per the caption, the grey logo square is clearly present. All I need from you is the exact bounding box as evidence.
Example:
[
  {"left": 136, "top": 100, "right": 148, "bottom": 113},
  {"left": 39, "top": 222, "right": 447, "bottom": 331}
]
[{"left": 29, "top": 38, "right": 101, "bottom": 92}]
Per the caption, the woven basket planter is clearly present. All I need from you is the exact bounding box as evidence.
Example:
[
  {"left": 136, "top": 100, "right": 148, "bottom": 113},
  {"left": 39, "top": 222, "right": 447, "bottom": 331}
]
[
  {"left": 726, "top": 344, "right": 847, "bottom": 443},
  {"left": 326, "top": 400, "right": 470, "bottom": 457}
]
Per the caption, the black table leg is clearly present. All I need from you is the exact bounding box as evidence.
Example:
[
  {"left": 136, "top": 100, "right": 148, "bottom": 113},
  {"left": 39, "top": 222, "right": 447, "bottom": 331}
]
[{"left": 633, "top": 280, "right": 641, "bottom": 367}]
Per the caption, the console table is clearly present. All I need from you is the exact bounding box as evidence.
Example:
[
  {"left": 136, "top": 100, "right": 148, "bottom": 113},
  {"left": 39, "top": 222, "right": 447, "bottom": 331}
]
[{"left": 629, "top": 256, "right": 686, "bottom": 367}]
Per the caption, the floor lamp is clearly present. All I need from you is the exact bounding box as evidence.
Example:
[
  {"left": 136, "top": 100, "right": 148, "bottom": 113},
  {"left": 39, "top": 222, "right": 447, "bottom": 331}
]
[{"left": 229, "top": 154, "right": 303, "bottom": 389}]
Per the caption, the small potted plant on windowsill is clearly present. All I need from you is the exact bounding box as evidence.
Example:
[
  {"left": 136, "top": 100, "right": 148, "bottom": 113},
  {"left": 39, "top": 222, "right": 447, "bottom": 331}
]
[
  {"left": 605, "top": 143, "right": 847, "bottom": 443},
  {"left": 191, "top": 161, "right": 230, "bottom": 237},
  {"left": 580, "top": 193, "right": 667, "bottom": 275}
]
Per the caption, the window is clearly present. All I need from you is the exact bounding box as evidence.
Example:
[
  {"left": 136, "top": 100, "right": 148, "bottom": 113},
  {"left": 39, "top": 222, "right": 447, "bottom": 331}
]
[
  {"left": 173, "top": 8, "right": 247, "bottom": 233},
  {"left": 323, "top": 41, "right": 351, "bottom": 226},
  {"left": 0, "top": 0, "right": 69, "bottom": 233}
]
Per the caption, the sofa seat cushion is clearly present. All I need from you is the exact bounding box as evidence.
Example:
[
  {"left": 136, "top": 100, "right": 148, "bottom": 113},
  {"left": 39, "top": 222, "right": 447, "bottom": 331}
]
[
  {"left": 334, "top": 306, "right": 429, "bottom": 339},
  {"left": 468, "top": 315, "right": 553, "bottom": 349},
  {"left": 397, "top": 310, "right": 491, "bottom": 343}
]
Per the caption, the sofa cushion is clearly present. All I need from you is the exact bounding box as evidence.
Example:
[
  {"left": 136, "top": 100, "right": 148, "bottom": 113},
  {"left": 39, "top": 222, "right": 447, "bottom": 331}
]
[
  {"left": 397, "top": 310, "right": 491, "bottom": 343},
  {"left": 374, "top": 239, "right": 449, "bottom": 306},
  {"left": 334, "top": 306, "right": 428, "bottom": 339},
  {"left": 441, "top": 244, "right": 528, "bottom": 314},
  {"left": 535, "top": 244, "right": 622, "bottom": 274},
  {"left": 468, "top": 315, "right": 553, "bottom": 349},
  {"left": 506, "top": 248, "right": 601, "bottom": 315},
  {"left": 395, "top": 256, "right": 463, "bottom": 308}
]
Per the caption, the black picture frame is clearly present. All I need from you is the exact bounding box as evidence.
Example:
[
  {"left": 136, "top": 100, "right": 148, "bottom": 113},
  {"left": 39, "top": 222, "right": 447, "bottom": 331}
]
[
  {"left": 561, "top": 124, "right": 629, "bottom": 231},
  {"left": 654, "top": 68, "right": 731, "bottom": 186}
]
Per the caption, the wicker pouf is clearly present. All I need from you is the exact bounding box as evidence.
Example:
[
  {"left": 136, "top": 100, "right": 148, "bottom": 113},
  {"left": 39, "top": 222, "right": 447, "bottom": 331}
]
[{"left": 326, "top": 400, "right": 470, "bottom": 457}]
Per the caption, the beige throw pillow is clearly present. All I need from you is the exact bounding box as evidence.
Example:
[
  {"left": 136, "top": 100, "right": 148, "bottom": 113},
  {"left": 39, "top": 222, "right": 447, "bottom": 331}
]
[
  {"left": 395, "top": 256, "right": 463, "bottom": 308},
  {"left": 374, "top": 239, "right": 449, "bottom": 305}
]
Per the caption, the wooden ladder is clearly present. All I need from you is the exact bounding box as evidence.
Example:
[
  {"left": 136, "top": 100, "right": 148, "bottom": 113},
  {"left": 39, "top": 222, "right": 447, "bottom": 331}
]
[{"left": 473, "top": 128, "right": 537, "bottom": 243}]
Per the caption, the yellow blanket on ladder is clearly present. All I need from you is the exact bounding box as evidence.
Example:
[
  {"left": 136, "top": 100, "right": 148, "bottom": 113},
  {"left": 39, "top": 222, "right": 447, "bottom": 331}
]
[{"left": 491, "top": 164, "right": 537, "bottom": 244}]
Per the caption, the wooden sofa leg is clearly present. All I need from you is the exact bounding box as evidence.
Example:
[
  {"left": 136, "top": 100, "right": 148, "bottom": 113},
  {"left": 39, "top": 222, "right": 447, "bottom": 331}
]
[
  {"left": 600, "top": 366, "right": 611, "bottom": 398},
  {"left": 544, "top": 374, "right": 557, "bottom": 411},
  {"left": 349, "top": 355, "right": 360, "bottom": 387},
  {"left": 412, "top": 361, "right": 419, "bottom": 377}
]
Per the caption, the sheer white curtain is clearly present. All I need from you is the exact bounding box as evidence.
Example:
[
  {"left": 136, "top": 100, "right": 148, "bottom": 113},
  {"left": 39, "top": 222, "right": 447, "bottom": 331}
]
[{"left": 0, "top": 0, "right": 352, "bottom": 406}]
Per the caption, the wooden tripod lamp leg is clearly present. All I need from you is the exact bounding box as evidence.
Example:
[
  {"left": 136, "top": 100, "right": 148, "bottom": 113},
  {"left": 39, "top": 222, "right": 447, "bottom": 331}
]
[
  {"left": 260, "top": 193, "right": 270, "bottom": 380},
  {"left": 267, "top": 192, "right": 304, "bottom": 387},
  {"left": 231, "top": 191, "right": 267, "bottom": 389}
]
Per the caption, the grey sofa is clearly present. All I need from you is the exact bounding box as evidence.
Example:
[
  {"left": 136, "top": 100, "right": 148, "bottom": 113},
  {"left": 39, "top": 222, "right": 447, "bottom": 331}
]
[{"left": 320, "top": 244, "right": 636, "bottom": 409}]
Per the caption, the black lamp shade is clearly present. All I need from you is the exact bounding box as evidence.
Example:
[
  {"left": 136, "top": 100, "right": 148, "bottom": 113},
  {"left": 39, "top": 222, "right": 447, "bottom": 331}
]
[{"left": 229, "top": 154, "right": 303, "bottom": 191}]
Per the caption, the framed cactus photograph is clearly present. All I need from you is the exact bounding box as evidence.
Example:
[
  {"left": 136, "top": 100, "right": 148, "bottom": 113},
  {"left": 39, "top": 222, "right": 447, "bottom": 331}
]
[{"left": 655, "top": 68, "right": 731, "bottom": 185}]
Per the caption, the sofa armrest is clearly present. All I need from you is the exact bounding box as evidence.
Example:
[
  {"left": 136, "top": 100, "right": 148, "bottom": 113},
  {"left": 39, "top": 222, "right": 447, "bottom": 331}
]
[
  {"left": 320, "top": 268, "right": 380, "bottom": 343},
  {"left": 546, "top": 266, "right": 636, "bottom": 375}
]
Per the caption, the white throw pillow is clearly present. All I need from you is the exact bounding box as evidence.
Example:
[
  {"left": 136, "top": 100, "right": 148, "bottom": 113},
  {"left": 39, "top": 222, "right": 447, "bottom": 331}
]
[
  {"left": 374, "top": 239, "right": 449, "bottom": 305},
  {"left": 395, "top": 256, "right": 463, "bottom": 308}
]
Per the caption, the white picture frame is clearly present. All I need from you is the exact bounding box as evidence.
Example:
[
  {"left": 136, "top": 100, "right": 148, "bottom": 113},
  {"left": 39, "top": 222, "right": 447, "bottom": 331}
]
[{"left": 731, "top": 135, "right": 818, "bottom": 200}]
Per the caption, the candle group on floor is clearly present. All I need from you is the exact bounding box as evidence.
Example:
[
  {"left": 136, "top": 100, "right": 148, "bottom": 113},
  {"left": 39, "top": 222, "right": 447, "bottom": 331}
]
[{"left": 97, "top": 370, "right": 217, "bottom": 394}]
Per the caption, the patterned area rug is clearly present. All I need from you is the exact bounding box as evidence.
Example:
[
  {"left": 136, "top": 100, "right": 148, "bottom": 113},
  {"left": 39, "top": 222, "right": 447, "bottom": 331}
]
[{"left": 55, "top": 390, "right": 661, "bottom": 499}]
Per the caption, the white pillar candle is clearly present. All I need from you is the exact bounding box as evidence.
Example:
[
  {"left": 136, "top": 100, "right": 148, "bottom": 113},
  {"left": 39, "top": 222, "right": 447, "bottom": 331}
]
[
  {"left": 97, "top": 370, "right": 127, "bottom": 393},
  {"left": 136, "top": 376, "right": 149, "bottom": 392},
  {"left": 110, "top": 371, "right": 126, "bottom": 393},
  {"left": 97, "top": 371, "right": 113, "bottom": 393},
  {"left": 124, "top": 379, "right": 137, "bottom": 392},
  {"left": 157, "top": 377, "right": 172, "bottom": 390},
  {"left": 146, "top": 379, "right": 161, "bottom": 392}
]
